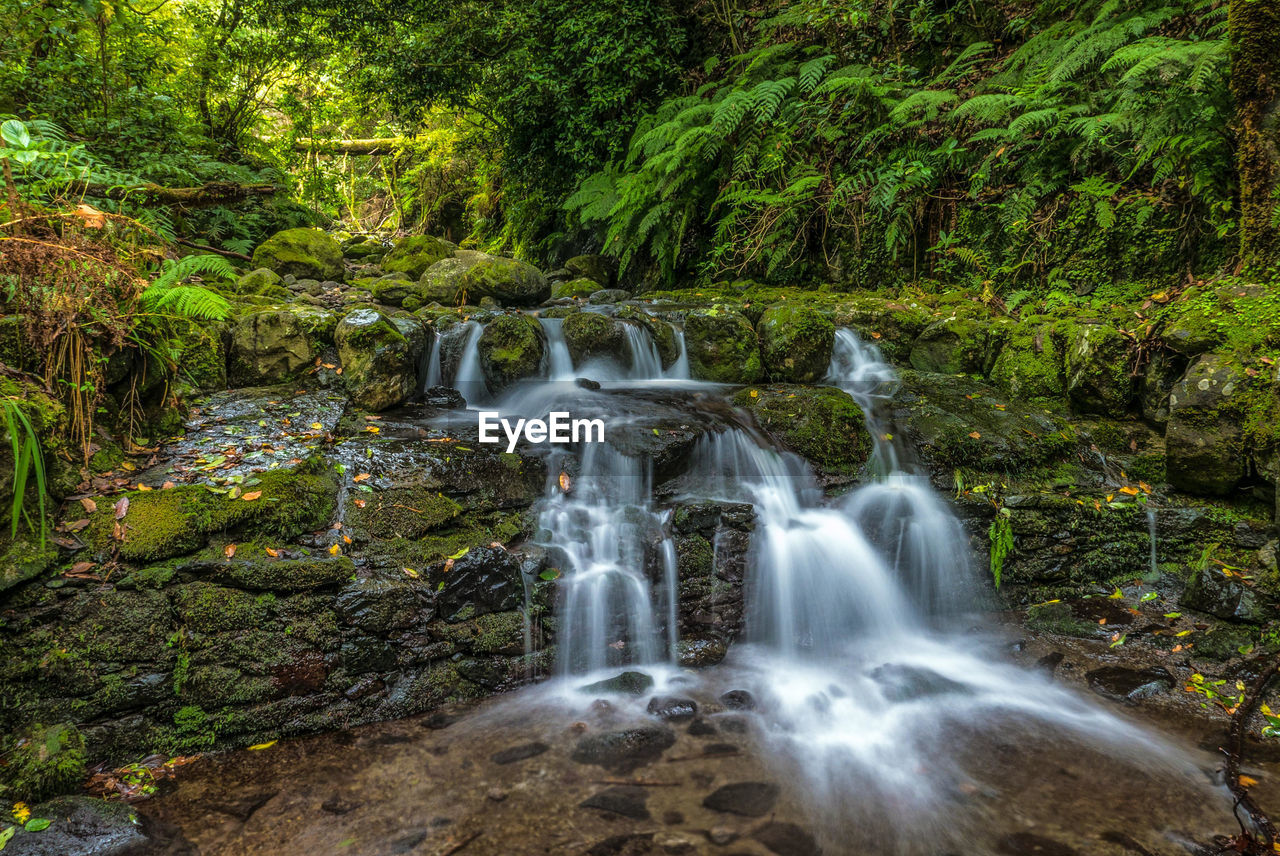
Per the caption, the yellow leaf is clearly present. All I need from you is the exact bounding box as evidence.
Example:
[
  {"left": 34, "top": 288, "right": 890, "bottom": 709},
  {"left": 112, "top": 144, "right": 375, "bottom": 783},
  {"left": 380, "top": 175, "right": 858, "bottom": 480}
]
[
  {"left": 403, "top": 567, "right": 419, "bottom": 579},
  {"left": 1240, "top": 775, "right": 1259, "bottom": 788},
  {"left": 968, "top": 431, "right": 981, "bottom": 439},
  {"left": 353, "top": 473, "right": 371, "bottom": 483},
  {"left": 137, "top": 484, "right": 152, "bottom": 492},
  {"left": 365, "top": 426, "right": 380, "bottom": 433},
  {"left": 558, "top": 471, "right": 571, "bottom": 492},
  {"left": 329, "top": 543, "right": 342, "bottom": 556},
  {"left": 310, "top": 422, "right": 323, "bottom": 430},
  {"left": 1118, "top": 486, "right": 1139, "bottom": 495},
  {"left": 248, "top": 740, "right": 277, "bottom": 751},
  {"left": 265, "top": 547, "right": 279, "bottom": 558},
  {"left": 241, "top": 491, "right": 262, "bottom": 501}
]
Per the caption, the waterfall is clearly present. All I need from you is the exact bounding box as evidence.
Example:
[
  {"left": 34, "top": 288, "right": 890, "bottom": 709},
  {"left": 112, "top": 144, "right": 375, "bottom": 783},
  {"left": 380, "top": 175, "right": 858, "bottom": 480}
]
[
  {"left": 450, "top": 321, "right": 487, "bottom": 404},
  {"left": 666, "top": 328, "right": 690, "bottom": 380},
  {"left": 422, "top": 330, "right": 443, "bottom": 390},
  {"left": 538, "top": 317, "right": 575, "bottom": 381},
  {"left": 827, "top": 327, "right": 902, "bottom": 473}
]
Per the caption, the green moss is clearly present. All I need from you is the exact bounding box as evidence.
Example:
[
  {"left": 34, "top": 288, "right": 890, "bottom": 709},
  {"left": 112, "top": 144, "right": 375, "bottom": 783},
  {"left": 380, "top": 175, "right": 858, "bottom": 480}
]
[
  {"left": 347, "top": 488, "right": 462, "bottom": 540},
  {"left": 251, "top": 228, "right": 344, "bottom": 281},
  {"left": 1025, "top": 601, "right": 1097, "bottom": 638},
  {"left": 382, "top": 235, "right": 455, "bottom": 279},
  {"left": 685, "top": 306, "right": 764, "bottom": 383},
  {"left": 0, "top": 723, "right": 86, "bottom": 803},
  {"left": 561, "top": 311, "right": 626, "bottom": 364},
  {"left": 758, "top": 303, "right": 836, "bottom": 383},
  {"left": 477, "top": 314, "right": 544, "bottom": 389},
  {"left": 552, "top": 277, "right": 600, "bottom": 300},
  {"left": 174, "top": 582, "right": 268, "bottom": 632},
  {"left": 733, "top": 385, "right": 871, "bottom": 475},
  {"left": 990, "top": 319, "right": 1066, "bottom": 404}
]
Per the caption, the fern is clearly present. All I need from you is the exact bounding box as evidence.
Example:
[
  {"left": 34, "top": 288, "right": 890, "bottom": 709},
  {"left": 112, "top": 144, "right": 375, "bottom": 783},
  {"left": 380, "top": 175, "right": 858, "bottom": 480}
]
[{"left": 139, "top": 255, "right": 234, "bottom": 321}]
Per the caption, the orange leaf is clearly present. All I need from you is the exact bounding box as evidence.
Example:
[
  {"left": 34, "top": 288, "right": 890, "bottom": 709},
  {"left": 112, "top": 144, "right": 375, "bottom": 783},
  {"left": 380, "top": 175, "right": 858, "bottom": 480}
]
[
  {"left": 1240, "top": 775, "right": 1259, "bottom": 788},
  {"left": 162, "top": 481, "right": 175, "bottom": 490},
  {"left": 241, "top": 491, "right": 262, "bottom": 501},
  {"left": 114, "top": 496, "right": 130, "bottom": 519},
  {"left": 558, "top": 471, "right": 571, "bottom": 492},
  {"left": 342, "top": 534, "right": 352, "bottom": 544},
  {"left": 1118, "top": 485, "right": 1139, "bottom": 495},
  {"left": 353, "top": 498, "right": 367, "bottom": 508},
  {"left": 353, "top": 473, "right": 371, "bottom": 483},
  {"left": 224, "top": 543, "right": 237, "bottom": 559},
  {"left": 265, "top": 547, "right": 280, "bottom": 558},
  {"left": 968, "top": 431, "right": 981, "bottom": 439}
]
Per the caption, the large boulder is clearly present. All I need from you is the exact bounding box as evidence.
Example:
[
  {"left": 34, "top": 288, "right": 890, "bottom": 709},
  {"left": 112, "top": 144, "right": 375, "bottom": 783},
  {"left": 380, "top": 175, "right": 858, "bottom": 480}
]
[
  {"left": 231, "top": 267, "right": 290, "bottom": 299},
  {"left": 562, "top": 311, "right": 627, "bottom": 365},
  {"left": 251, "top": 228, "right": 344, "bottom": 281},
  {"left": 757, "top": 304, "right": 834, "bottom": 383},
  {"left": 478, "top": 315, "right": 545, "bottom": 391},
  {"left": 733, "top": 385, "right": 871, "bottom": 476},
  {"left": 909, "top": 317, "right": 995, "bottom": 375},
  {"left": 228, "top": 308, "right": 319, "bottom": 385},
  {"left": 1063, "top": 322, "right": 1134, "bottom": 415},
  {"left": 419, "top": 250, "right": 488, "bottom": 305},
  {"left": 335, "top": 308, "right": 419, "bottom": 411},
  {"left": 1166, "top": 354, "right": 1248, "bottom": 495},
  {"left": 563, "top": 254, "right": 616, "bottom": 287},
  {"left": 552, "top": 278, "right": 600, "bottom": 300},
  {"left": 989, "top": 319, "right": 1065, "bottom": 404},
  {"left": 381, "top": 235, "right": 455, "bottom": 279},
  {"left": 1183, "top": 564, "right": 1266, "bottom": 622},
  {"left": 685, "top": 307, "right": 763, "bottom": 384},
  {"left": 458, "top": 254, "right": 549, "bottom": 306}
]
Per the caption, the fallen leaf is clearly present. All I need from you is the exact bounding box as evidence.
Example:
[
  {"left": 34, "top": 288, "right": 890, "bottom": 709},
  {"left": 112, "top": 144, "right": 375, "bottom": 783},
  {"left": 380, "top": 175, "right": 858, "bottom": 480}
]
[
  {"left": 403, "top": 567, "right": 419, "bottom": 579},
  {"left": 225, "top": 543, "right": 237, "bottom": 559},
  {"left": 136, "top": 484, "right": 152, "bottom": 492},
  {"left": 65, "top": 519, "right": 91, "bottom": 532},
  {"left": 342, "top": 534, "right": 351, "bottom": 544},
  {"left": 247, "top": 740, "right": 277, "bottom": 751},
  {"left": 74, "top": 202, "right": 106, "bottom": 228},
  {"left": 1240, "top": 775, "right": 1259, "bottom": 788},
  {"left": 1118, "top": 485, "right": 1139, "bottom": 495},
  {"left": 241, "top": 491, "right": 262, "bottom": 501},
  {"left": 353, "top": 473, "right": 371, "bottom": 483},
  {"left": 265, "top": 547, "right": 280, "bottom": 558},
  {"left": 114, "top": 497, "right": 130, "bottom": 519},
  {"left": 558, "top": 471, "right": 571, "bottom": 492},
  {"left": 80, "top": 497, "right": 97, "bottom": 513},
  {"left": 329, "top": 543, "right": 342, "bottom": 556},
  {"left": 968, "top": 431, "right": 981, "bottom": 439},
  {"left": 353, "top": 498, "right": 367, "bottom": 508},
  {"left": 365, "top": 426, "right": 380, "bottom": 433}
]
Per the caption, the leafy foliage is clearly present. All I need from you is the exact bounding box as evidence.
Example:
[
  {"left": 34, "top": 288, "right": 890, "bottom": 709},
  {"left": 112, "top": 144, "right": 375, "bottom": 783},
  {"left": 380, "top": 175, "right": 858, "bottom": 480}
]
[{"left": 139, "top": 255, "right": 234, "bottom": 321}]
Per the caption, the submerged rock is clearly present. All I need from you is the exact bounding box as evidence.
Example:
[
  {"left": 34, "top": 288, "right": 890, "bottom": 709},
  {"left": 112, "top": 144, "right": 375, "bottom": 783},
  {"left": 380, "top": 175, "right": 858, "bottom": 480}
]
[
  {"left": 579, "top": 670, "right": 654, "bottom": 696},
  {"left": 646, "top": 695, "right": 698, "bottom": 722},
  {"left": 489, "top": 741, "right": 549, "bottom": 765},
  {"left": 570, "top": 726, "right": 676, "bottom": 773},
  {"left": 758, "top": 304, "right": 835, "bottom": 383},
  {"left": 1085, "top": 666, "right": 1173, "bottom": 704},
  {"left": 251, "top": 227, "right": 344, "bottom": 281},
  {"left": 684, "top": 307, "right": 763, "bottom": 383},
  {"left": 580, "top": 786, "right": 651, "bottom": 820},
  {"left": 753, "top": 821, "right": 820, "bottom": 856},
  {"left": 702, "top": 781, "right": 780, "bottom": 817}
]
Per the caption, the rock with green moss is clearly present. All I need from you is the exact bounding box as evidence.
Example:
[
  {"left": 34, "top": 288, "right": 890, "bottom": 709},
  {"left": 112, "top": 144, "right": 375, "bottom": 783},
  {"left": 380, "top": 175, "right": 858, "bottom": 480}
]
[
  {"left": 563, "top": 254, "right": 616, "bottom": 287},
  {"left": 0, "top": 536, "right": 58, "bottom": 593},
  {"left": 1141, "top": 350, "right": 1183, "bottom": 428},
  {"left": 343, "top": 236, "right": 386, "bottom": 260},
  {"left": 733, "top": 385, "right": 870, "bottom": 475},
  {"left": 80, "top": 460, "right": 338, "bottom": 562},
  {"left": 227, "top": 308, "right": 317, "bottom": 385},
  {"left": 335, "top": 307, "right": 417, "bottom": 411},
  {"left": 1183, "top": 564, "right": 1265, "bottom": 622},
  {"left": 478, "top": 315, "right": 544, "bottom": 391},
  {"left": 232, "top": 267, "right": 290, "bottom": 300},
  {"left": 685, "top": 307, "right": 763, "bottom": 383},
  {"left": 173, "top": 319, "right": 227, "bottom": 391},
  {"left": 909, "top": 317, "right": 996, "bottom": 375},
  {"left": 458, "top": 254, "right": 549, "bottom": 306},
  {"left": 174, "top": 582, "right": 268, "bottom": 632},
  {"left": 1160, "top": 308, "right": 1223, "bottom": 357},
  {"left": 1166, "top": 354, "right": 1248, "bottom": 495},
  {"left": 381, "top": 235, "right": 455, "bottom": 279},
  {"left": 418, "top": 250, "right": 488, "bottom": 305},
  {"left": 1063, "top": 322, "right": 1134, "bottom": 415},
  {"left": 562, "top": 311, "right": 627, "bottom": 366},
  {"left": 758, "top": 304, "right": 835, "bottom": 383},
  {"left": 552, "top": 277, "right": 601, "bottom": 300},
  {"left": 251, "top": 228, "right": 344, "bottom": 281},
  {"left": 204, "top": 554, "right": 356, "bottom": 591},
  {"left": 990, "top": 320, "right": 1066, "bottom": 404},
  {"left": 0, "top": 723, "right": 85, "bottom": 803},
  {"left": 347, "top": 488, "right": 462, "bottom": 539}
]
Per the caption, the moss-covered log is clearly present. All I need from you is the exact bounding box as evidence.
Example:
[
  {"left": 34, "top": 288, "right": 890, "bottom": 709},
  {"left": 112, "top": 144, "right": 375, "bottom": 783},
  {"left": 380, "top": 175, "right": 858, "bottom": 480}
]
[{"left": 67, "top": 180, "right": 278, "bottom": 207}]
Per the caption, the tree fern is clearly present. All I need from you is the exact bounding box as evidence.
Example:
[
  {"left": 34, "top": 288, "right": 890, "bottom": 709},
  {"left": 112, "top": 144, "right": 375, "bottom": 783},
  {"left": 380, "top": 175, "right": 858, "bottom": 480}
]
[{"left": 139, "top": 255, "right": 234, "bottom": 321}]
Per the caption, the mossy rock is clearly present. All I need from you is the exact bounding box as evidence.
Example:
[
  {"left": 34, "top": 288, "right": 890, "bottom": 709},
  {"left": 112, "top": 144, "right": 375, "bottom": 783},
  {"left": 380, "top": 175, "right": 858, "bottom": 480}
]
[
  {"left": 346, "top": 488, "right": 462, "bottom": 539},
  {"left": 478, "top": 315, "right": 545, "bottom": 391},
  {"left": 989, "top": 320, "right": 1066, "bottom": 404},
  {"left": 0, "top": 535, "right": 59, "bottom": 593},
  {"left": 909, "top": 317, "right": 997, "bottom": 375},
  {"left": 227, "top": 308, "right": 317, "bottom": 385},
  {"left": 343, "top": 237, "right": 386, "bottom": 259},
  {"left": 758, "top": 304, "right": 835, "bottom": 383},
  {"left": 209, "top": 554, "right": 355, "bottom": 591},
  {"left": 1166, "top": 353, "right": 1248, "bottom": 496},
  {"left": 251, "top": 228, "right": 344, "bottom": 281},
  {"left": 0, "top": 723, "right": 85, "bottom": 804},
  {"left": 561, "top": 311, "right": 627, "bottom": 366},
  {"left": 458, "top": 254, "right": 550, "bottom": 306},
  {"left": 552, "top": 277, "right": 601, "bottom": 300},
  {"left": 173, "top": 319, "right": 227, "bottom": 391},
  {"left": 173, "top": 581, "right": 270, "bottom": 632},
  {"left": 1063, "top": 322, "right": 1134, "bottom": 416},
  {"left": 80, "top": 460, "right": 338, "bottom": 562},
  {"left": 231, "top": 268, "right": 290, "bottom": 300},
  {"left": 734, "top": 385, "right": 871, "bottom": 475},
  {"left": 335, "top": 307, "right": 417, "bottom": 411},
  {"left": 685, "top": 307, "right": 763, "bottom": 383},
  {"left": 419, "top": 250, "right": 488, "bottom": 305},
  {"left": 382, "top": 235, "right": 456, "bottom": 279},
  {"left": 563, "top": 254, "right": 616, "bottom": 287}
]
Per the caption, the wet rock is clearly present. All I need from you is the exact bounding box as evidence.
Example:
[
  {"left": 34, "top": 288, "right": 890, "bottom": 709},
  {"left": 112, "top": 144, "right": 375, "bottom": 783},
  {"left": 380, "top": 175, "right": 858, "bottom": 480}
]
[
  {"left": 1063, "top": 322, "right": 1133, "bottom": 415},
  {"left": 661, "top": 810, "right": 684, "bottom": 825},
  {"left": 719, "top": 689, "right": 756, "bottom": 710},
  {"left": 435, "top": 546, "right": 522, "bottom": 622},
  {"left": 252, "top": 227, "right": 344, "bottom": 281},
  {"left": 381, "top": 235, "right": 455, "bottom": 280},
  {"left": 571, "top": 726, "right": 677, "bottom": 773},
  {"left": 587, "top": 833, "right": 655, "bottom": 856},
  {"left": 871, "top": 664, "right": 970, "bottom": 702},
  {"left": 233, "top": 267, "right": 289, "bottom": 299},
  {"left": 676, "top": 636, "right": 728, "bottom": 667},
  {"left": 753, "top": 821, "right": 820, "bottom": 856},
  {"left": 580, "top": 786, "right": 651, "bottom": 820},
  {"left": 733, "top": 385, "right": 871, "bottom": 477},
  {"left": 417, "top": 250, "right": 487, "bottom": 304},
  {"left": 702, "top": 781, "right": 780, "bottom": 817},
  {"left": 654, "top": 832, "right": 697, "bottom": 854},
  {"left": 1182, "top": 565, "right": 1266, "bottom": 622},
  {"left": 486, "top": 787, "right": 508, "bottom": 802},
  {"left": 646, "top": 696, "right": 698, "bottom": 722},
  {"left": 758, "top": 304, "right": 835, "bottom": 383},
  {"left": 579, "top": 670, "right": 655, "bottom": 696},
  {"left": 228, "top": 307, "right": 323, "bottom": 385},
  {"left": 336, "top": 307, "right": 419, "bottom": 411},
  {"left": 490, "top": 741, "right": 549, "bottom": 765},
  {"left": 320, "top": 794, "right": 361, "bottom": 814},
  {"left": 423, "top": 384, "right": 466, "bottom": 408},
  {"left": 1140, "top": 350, "right": 1184, "bottom": 428},
  {"left": 564, "top": 254, "right": 616, "bottom": 287},
  {"left": 478, "top": 314, "right": 544, "bottom": 390},
  {"left": 1165, "top": 353, "right": 1248, "bottom": 495},
  {"left": 335, "top": 578, "right": 423, "bottom": 633},
  {"left": 4, "top": 795, "right": 145, "bottom": 856},
  {"left": 1085, "top": 666, "right": 1173, "bottom": 704},
  {"left": 562, "top": 311, "right": 628, "bottom": 365},
  {"left": 707, "top": 827, "right": 738, "bottom": 846},
  {"left": 990, "top": 319, "right": 1065, "bottom": 404},
  {"left": 684, "top": 307, "right": 763, "bottom": 383},
  {"left": 687, "top": 718, "right": 717, "bottom": 737},
  {"left": 343, "top": 236, "right": 384, "bottom": 259}
]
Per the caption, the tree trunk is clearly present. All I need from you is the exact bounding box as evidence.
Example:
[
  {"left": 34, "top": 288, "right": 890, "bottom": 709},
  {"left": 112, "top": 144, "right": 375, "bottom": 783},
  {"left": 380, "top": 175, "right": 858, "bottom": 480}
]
[
  {"left": 67, "top": 180, "right": 278, "bottom": 207},
  {"left": 1231, "top": 0, "right": 1280, "bottom": 271},
  {"left": 290, "top": 137, "right": 410, "bottom": 155}
]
